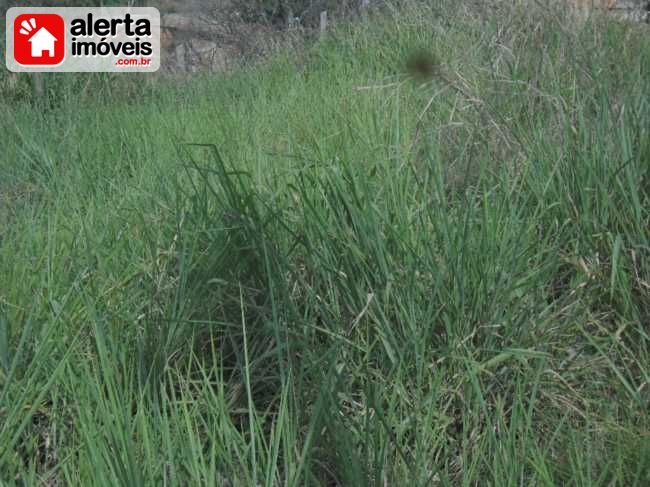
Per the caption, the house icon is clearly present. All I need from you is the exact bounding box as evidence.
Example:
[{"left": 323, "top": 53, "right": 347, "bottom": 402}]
[{"left": 28, "top": 27, "right": 58, "bottom": 57}]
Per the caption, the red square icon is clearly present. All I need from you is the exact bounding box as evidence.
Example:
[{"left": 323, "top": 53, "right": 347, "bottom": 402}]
[{"left": 13, "top": 14, "right": 65, "bottom": 66}]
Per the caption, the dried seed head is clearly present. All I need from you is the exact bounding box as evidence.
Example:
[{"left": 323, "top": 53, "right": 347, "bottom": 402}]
[{"left": 405, "top": 49, "right": 439, "bottom": 82}]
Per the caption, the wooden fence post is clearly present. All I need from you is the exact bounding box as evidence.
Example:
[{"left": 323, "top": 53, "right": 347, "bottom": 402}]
[
  {"left": 319, "top": 11, "right": 327, "bottom": 39},
  {"left": 31, "top": 73, "right": 44, "bottom": 98},
  {"left": 360, "top": 0, "right": 370, "bottom": 21},
  {"left": 175, "top": 43, "right": 186, "bottom": 72}
]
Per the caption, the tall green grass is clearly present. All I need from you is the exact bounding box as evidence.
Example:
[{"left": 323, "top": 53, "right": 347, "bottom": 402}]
[{"left": 1, "top": 1, "right": 649, "bottom": 484}]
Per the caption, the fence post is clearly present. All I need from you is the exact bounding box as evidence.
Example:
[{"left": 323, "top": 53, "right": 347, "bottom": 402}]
[
  {"left": 31, "top": 73, "right": 44, "bottom": 98},
  {"left": 175, "top": 43, "right": 186, "bottom": 72},
  {"left": 360, "top": 0, "right": 370, "bottom": 16},
  {"left": 319, "top": 10, "right": 327, "bottom": 39}
]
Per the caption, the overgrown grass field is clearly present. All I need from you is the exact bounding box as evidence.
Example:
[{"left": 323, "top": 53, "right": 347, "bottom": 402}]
[{"left": 1, "top": 1, "right": 649, "bottom": 484}]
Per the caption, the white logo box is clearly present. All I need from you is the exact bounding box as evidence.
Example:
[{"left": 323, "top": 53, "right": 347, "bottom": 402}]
[{"left": 6, "top": 7, "right": 160, "bottom": 72}]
